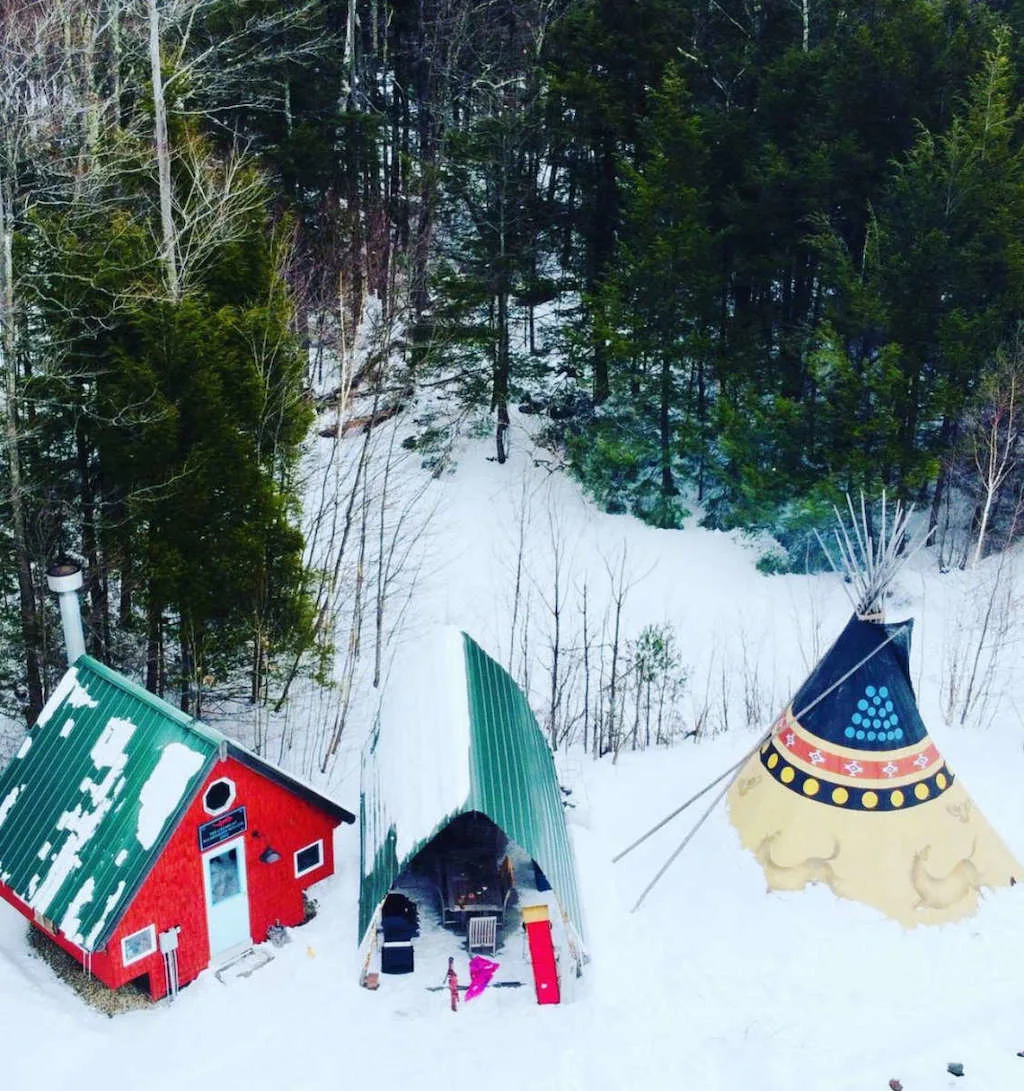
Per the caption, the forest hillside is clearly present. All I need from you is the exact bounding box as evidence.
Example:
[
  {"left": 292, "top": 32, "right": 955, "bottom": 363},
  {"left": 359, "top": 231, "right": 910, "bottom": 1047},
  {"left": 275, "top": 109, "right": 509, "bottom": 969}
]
[{"left": 2, "top": 0, "right": 1024, "bottom": 745}]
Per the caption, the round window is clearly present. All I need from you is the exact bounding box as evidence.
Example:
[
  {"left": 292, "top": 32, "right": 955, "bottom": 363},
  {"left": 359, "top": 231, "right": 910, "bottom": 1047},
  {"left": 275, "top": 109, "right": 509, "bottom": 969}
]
[{"left": 203, "top": 778, "right": 235, "bottom": 815}]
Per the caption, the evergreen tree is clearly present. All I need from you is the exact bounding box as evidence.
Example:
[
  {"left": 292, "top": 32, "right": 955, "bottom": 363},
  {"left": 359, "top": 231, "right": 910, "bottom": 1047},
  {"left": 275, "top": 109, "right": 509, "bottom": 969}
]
[{"left": 576, "top": 66, "right": 713, "bottom": 525}]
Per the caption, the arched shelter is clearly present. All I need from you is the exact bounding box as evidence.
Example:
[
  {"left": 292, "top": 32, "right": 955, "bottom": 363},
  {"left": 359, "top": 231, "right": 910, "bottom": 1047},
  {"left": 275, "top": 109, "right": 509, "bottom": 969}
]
[{"left": 359, "top": 629, "right": 585, "bottom": 984}]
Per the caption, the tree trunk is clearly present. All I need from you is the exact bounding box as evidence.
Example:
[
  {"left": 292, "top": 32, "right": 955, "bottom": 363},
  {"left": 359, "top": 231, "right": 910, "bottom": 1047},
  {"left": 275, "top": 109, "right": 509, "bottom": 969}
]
[
  {"left": 146, "top": 590, "right": 163, "bottom": 696},
  {"left": 659, "top": 355, "right": 675, "bottom": 501},
  {"left": 77, "top": 424, "right": 108, "bottom": 659},
  {"left": 0, "top": 211, "right": 43, "bottom": 721},
  {"left": 494, "top": 287, "right": 510, "bottom": 464},
  {"left": 148, "top": 0, "right": 178, "bottom": 298}
]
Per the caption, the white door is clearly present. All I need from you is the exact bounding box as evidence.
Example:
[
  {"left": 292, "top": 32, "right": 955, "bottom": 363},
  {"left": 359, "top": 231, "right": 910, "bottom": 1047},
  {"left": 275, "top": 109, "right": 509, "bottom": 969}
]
[{"left": 202, "top": 837, "right": 251, "bottom": 956}]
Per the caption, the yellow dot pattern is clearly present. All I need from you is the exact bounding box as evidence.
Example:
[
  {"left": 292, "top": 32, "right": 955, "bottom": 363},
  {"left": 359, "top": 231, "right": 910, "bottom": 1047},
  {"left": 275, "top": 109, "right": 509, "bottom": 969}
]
[{"left": 759, "top": 741, "right": 954, "bottom": 810}]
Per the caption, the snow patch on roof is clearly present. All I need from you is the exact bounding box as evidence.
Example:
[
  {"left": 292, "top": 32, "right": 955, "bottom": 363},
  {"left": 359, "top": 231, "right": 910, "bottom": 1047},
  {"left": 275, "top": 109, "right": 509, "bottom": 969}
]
[
  {"left": 366, "top": 628, "right": 472, "bottom": 872},
  {"left": 15, "top": 737, "right": 31, "bottom": 759},
  {"left": 29, "top": 790, "right": 115, "bottom": 918},
  {"left": 79, "top": 718, "right": 135, "bottom": 808},
  {"left": 37, "top": 841, "right": 51, "bottom": 861},
  {"left": 0, "top": 786, "right": 21, "bottom": 830},
  {"left": 36, "top": 667, "right": 97, "bottom": 728},
  {"left": 135, "top": 743, "right": 206, "bottom": 850},
  {"left": 60, "top": 877, "right": 96, "bottom": 945},
  {"left": 90, "top": 717, "right": 136, "bottom": 769},
  {"left": 84, "top": 880, "right": 125, "bottom": 951},
  {"left": 114, "top": 849, "right": 127, "bottom": 866},
  {"left": 29, "top": 836, "right": 80, "bottom": 916},
  {"left": 28, "top": 713, "right": 139, "bottom": 918},
  {"left": 59, "top": 718, "right": 76, "bottom": 739}
]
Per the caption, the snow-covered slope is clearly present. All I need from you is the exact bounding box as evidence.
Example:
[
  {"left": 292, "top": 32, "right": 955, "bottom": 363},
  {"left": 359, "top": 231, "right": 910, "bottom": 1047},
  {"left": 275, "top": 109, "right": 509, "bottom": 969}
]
[{"left": 2, "top": 411, "right": 1023, "bottom": 1091}]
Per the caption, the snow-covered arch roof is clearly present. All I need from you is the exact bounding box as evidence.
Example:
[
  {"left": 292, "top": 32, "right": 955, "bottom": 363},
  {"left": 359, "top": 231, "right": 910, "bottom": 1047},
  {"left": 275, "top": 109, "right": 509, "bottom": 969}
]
[{"left": 359, "top": 630, "right": 585, "bottom": 947}]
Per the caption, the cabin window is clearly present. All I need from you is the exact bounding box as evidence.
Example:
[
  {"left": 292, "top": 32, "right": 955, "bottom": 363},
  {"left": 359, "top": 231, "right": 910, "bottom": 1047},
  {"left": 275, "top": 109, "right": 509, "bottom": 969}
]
[
  {"left": 294, "top": 840, "right": 324, "bottom": 878},
  {"left": 203, "top": 778, "right": 236, "bottom": 816},
  {"left": 122, "top": 924, "right": 156, "bottom": 966}
]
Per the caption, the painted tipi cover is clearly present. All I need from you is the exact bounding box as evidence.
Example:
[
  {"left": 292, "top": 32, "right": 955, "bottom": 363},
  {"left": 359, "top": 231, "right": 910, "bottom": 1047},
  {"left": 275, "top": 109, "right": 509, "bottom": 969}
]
[
  {"left": 728, "top": 509, "right": 1021, "bottom": 926},
  {"left": 359, "top": 629, "right": 585, "bottom": 952}
]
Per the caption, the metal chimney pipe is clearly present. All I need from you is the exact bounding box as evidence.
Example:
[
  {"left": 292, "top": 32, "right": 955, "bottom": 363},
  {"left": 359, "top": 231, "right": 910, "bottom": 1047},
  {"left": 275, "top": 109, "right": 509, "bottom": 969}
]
[{"left": 46, "top": 561, "right": 86, "bottom": 665}]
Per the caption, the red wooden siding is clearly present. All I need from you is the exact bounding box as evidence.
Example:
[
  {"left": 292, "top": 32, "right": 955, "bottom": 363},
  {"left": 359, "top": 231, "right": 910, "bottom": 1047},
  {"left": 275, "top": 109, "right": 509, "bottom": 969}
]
[{"left": 1, "top": 755, "right": 341, "bottom": 1001}]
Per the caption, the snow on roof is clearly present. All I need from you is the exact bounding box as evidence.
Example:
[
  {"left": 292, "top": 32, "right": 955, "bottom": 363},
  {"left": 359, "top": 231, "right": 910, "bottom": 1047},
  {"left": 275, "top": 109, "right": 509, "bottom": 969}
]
[
  {"left": 0, "top": 787, "right": 21, "bottom": 830},
  {"left": 0, "top": 659, "right": 218, "bottom": 950},
  {"left": 35, "top": 668, "right": 97, "bottom": 728},
  {"left": 363, "top": 627, "right": 473, "bottom": 874},
  {"left": 136, "top": 743, "right": 208, "bottom": 850}
]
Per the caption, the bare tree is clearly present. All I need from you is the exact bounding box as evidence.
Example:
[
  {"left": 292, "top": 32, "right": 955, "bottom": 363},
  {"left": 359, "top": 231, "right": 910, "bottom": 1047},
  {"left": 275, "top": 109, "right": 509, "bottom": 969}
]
[
  {"left": 969, "top": 343, "right": 1022, "bottom": 568},
  {"left": 0, "top": 1, "right": 90, "bottom": 719}
]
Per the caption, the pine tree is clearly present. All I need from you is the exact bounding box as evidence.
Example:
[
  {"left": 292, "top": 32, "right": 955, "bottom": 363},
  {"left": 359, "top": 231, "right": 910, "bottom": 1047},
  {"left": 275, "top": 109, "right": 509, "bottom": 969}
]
[{"left": 580, "top": 65, "right": 713, "bottom": 526}]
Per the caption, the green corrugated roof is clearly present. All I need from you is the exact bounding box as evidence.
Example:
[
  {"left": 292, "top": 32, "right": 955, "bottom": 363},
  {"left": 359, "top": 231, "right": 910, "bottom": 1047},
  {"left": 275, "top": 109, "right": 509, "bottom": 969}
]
[
  {"left": 359, "top": 631, "right": 585, "bottom": 946},
  {"left": 0, "top": 657, "right": 218, "bottom": 951},
  {"left": 462, "top": 635, "right": 585, "bottom": 939}
]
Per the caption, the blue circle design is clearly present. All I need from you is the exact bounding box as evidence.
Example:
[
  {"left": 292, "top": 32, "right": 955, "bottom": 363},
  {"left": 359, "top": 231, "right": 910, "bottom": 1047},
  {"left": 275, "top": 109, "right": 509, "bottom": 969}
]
[
  {"left": 894, "top": 728, "right": 903, "bottom": 740},
  {"left": 872, "top": 696, "right": 882, "bottom": 707},
  {"left": 879, "top": 686, "right": 889, "bottom": 698},
  {"left": 856, "top": 730, "right": 865, "bottom": 740},
  {"left": 845, "top": 727, "right": 856, "bottom": 739},
  {"left": 867, "top": 731, "right": 876, "bottom": 741},
  {"left": 858, "top": 699, "right": 869, "bottom": 711},
  {"left": 852, "top": 712, "right": 862, "bottom": 724},
  {"left": 885, "top": 700, "right": 894, "bottom": 711},
  {"left": 866, "top": 685, "right": 877, "bottom": 697},
  {"left": 891, "top": 713, "right": 899, "bottom": 725},
  {"left": 872, "top": 719, "right": 881, "bottom": 729}
]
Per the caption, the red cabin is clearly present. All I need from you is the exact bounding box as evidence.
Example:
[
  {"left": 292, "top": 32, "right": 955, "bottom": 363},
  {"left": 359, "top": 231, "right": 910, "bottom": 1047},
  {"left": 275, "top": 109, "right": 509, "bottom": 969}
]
[{"left": 0, "top": 656, "right": 354, "bottom": 1000}]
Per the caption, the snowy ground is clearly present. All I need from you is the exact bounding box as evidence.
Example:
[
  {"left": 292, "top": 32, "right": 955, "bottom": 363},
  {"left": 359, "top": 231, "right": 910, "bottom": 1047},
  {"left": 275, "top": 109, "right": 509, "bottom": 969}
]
[{"left": 3, "top": 410, "right": 1024, "bottom": 1091}]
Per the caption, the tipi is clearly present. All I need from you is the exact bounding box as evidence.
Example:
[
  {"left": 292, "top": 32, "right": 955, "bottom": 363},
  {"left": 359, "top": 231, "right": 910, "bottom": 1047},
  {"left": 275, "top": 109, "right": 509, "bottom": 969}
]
[{"left": 727, "top": 498, "right": 1021, "bottom": 926}]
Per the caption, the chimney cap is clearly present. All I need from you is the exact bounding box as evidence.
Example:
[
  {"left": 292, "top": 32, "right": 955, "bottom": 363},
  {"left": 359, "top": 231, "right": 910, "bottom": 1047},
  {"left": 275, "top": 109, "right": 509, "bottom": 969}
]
[{"left": 46, "top": 560, "right": 83, "bottom": 594}]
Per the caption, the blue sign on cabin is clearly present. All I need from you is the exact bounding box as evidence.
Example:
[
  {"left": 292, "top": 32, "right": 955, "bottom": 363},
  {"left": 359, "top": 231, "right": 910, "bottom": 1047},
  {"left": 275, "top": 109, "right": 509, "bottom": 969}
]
[{"left": 198, "top": 806, "right": 247, "bottom": 851}]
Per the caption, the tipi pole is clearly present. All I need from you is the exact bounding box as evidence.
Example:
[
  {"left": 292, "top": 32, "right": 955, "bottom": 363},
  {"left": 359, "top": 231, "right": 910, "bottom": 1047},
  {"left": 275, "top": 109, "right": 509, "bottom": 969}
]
[
  {"left": 629, "top": 777, "right": 734, "bottom": 913},
  {"left": 611, "top": 739, "right": 767, "bottom": 864}
]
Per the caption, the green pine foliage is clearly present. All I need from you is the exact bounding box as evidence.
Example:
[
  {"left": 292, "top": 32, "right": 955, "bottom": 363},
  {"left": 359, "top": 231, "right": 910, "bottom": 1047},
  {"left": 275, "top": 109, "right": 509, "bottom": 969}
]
[
  {"left": 7, "top": 0, "right": 1024, "bottom": 719},
  {"left": 21, "top": 148, "right": 315, "bottom": 710}
]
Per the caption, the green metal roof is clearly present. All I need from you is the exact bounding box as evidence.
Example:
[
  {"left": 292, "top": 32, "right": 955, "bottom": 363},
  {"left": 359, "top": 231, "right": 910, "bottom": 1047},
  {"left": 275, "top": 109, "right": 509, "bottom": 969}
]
[
  {"left": 0, "top": 658, "right": 219, "bottom": 952},
  {"left": 359, "top": 631, "right": 585, "bottom": 946}
]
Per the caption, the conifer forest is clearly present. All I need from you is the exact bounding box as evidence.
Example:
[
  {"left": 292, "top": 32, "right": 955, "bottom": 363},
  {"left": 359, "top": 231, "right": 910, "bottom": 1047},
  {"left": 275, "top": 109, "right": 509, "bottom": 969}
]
[{"left": 2, "top": 0, "right": 1024, "bottom": 735}]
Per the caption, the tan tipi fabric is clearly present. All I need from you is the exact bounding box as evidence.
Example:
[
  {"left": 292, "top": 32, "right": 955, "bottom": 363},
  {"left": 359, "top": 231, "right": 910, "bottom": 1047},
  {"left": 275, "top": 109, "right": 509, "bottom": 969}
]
[{"left": 728, "top": 616, "right": 1020, "bottom": 926}]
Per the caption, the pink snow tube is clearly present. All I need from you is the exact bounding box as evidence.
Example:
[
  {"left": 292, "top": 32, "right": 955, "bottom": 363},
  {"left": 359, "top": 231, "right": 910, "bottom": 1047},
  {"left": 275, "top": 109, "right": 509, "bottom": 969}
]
[{"left": 465, "top": 956, "right": 500, "bottom": 1000}]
